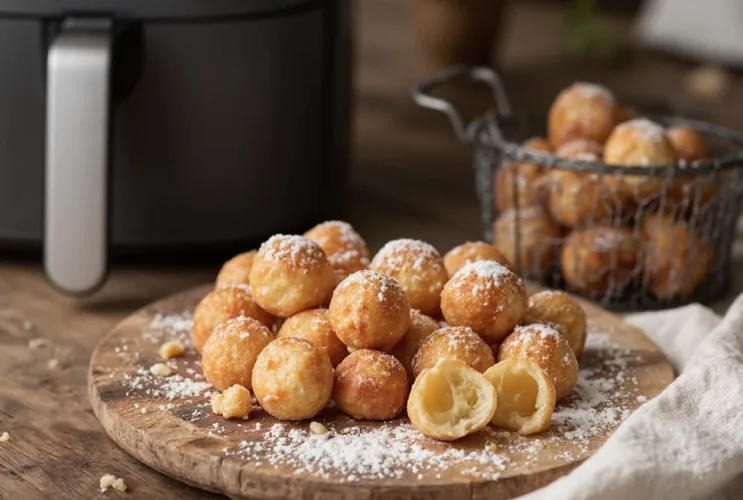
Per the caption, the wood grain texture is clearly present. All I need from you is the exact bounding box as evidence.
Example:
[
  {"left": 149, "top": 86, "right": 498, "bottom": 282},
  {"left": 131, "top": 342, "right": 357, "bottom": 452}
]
[{"left": 89, "top": 284, "right": 674, "bottom": 500}]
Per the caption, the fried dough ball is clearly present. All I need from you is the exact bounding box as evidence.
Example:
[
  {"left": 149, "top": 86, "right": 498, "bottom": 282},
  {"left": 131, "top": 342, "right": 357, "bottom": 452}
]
[
  {"left": 412, "top": 326, "right": 495, "bottom": 378},
  {"left": 370, "top": 239, "right": 448, "bottom": 316},
  {"left": 440, "top": 261, "right": 528, "bottom": 343},
  {"left": 408, "top": 359, "right": 496, "bottom": 441},
  {"left": 304, "top": 221, "right": 370, "bottom": 282},
  {"left": 443, "top": 241, "right": 515, "bottom": 278},
  {"left": 484, "top": 359, "right": 556, "bottom": 435},
  {"left": 389, "top": 310, "right": 441, "bottom": 378},
  {"left": 641, "top": 213, "right": 714, "bottom": 299},
  {"left": 192, "top": 285, "right": 274, "bottom": 352},
  {"left": 525, "top": 291, "right": 587, "bottom": 358},
  {"left": 252, "top": 337, "right": 333, "bottom": 421},
  {"left": 561, "top": 227, "right": 641, "bottom": 297},
  {"left": 201, "top": 316, "right": 275, "bottom": 391},
  {"left": 494, "top": 137, "right": 552, "bottom": 212},
  {"left": 665, "top": 127, "right": 714, "bottom": 212},
  {"left": 215, "top": 250, "right": 256, "bottom": 288},
  {"left": 333, "top": 349, "right": 408, "bottom": 420},
  {"left": 250, "top": 234, "right": 336, "bottom": 317},
  {"left": 548, "top": 82, "right": 618, "bottom": 147},
  {"left": 328, "top": 270, "right": 411, "bottom": 351},
  {"left": 603, "top": 118, "right": 678, "bottom": 201},
  {"left": 545, "top": 169, "right": 618, "bottom": 228},
  {"left": 277, "top": 308, "right": 347, "bottom": 367},
  {"left": 492, "top": 207, "right": 561, "bottom": 279},
  {"left": 498, "top": 323, "right": 578, "bottom": 401}
]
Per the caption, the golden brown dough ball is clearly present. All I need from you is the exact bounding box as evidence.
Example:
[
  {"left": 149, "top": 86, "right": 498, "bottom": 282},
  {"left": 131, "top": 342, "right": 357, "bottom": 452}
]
[
  {"left": 667, "top": 127, "right": 708, "bottom": 163},
  {"left": 412, "top": 326, "right": 495, "bottom": 378},
  {"left": 665, "top": 127, "right": 714, "bottom": 212},
  {"left": 494, "top": 137, "right": 552, "bottom": 212},
  {"left": 641, "top": 213, "right": 714, "bottom": 299},
  {"left": 498, "top": 323, "right": 578, "bottom": 401},
  {"left": 192, "top": 285, "right": 274, "bottom": 352},
  {"left": 370, "top": 239, "right": 448, "bottom": 317},
  {"left": 440, "top": 260, "right": 528, "bottom": 342},
  {"left": 492, "top": 208, "right": 561, "bottom": 279},
  {"left": 201, "top": 316, "right": 275, "bottom": 392},
  {"left": 252, "top": 337, "right": 333, "bottom": 421},
  {"left": 443, "top": 241, "right": 515, "bottom": 278},
  {"left": 389, "top": 310, "right": 441, "bottom": 379},
  {"left": 277, "top": 308, "right": 347, "bottom": 367},
  {"left": 304, "top": 220, "right": 370, "bottom": 282},
  {"left": 545, "top": 170, "right": 618, "bottom": 228},
  {"left": 603, "top": 118, "right": 678, "bottom": 201},
  {"left": 333, "top": 349, "right": 408, "bottom": 420},
  {"left": 561, "top": 227, "right": 641, "bottom": 297},
  {"left": 328, "top": 270, "right": 411, "bottom": 351},
  {"left": 249, "top": 234, "right": 336, "bottom": 317},
  {"left": 215, "top": 251, "right": 256, "bottom": 288},
  {"left": 548, "top": 82, "right": 618, "bottom": 147},
  {"left": 525, "top": 291, "right": 587, "bottom": 358}
]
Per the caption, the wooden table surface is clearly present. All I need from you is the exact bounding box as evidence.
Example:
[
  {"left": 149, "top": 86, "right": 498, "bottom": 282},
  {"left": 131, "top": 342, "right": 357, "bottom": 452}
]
[{"left": 2, "top": 1, "right": 742, "bottom": 498}]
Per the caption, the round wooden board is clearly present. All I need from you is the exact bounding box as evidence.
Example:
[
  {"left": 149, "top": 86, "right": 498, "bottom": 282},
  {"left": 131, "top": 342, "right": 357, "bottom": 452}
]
[{"left": 89, "top": 284, "right": 674, "bottom": 500}]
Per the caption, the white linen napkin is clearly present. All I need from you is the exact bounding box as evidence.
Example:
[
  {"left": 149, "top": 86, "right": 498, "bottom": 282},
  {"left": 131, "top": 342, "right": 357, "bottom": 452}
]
[{"left": 520, "top": 294, "right": 743, "bottom": 500}]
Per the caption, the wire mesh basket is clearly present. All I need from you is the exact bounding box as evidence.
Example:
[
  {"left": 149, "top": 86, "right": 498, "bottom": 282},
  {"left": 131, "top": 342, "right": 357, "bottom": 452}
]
[{"left": 412, "top": 66, "right": 743, "bottom": 311}]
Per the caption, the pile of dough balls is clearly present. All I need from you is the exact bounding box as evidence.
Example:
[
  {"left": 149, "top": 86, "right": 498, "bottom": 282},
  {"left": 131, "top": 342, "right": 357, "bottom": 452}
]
[
  {"left": 491, "top": 81, "right": 716, "bottom": 301},
  {"left": 192, "top": 221, "right": 591, "bottom": 442}
]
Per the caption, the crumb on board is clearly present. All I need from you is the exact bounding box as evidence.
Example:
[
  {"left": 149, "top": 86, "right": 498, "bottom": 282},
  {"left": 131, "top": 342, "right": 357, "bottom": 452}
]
[
  {"left": 0, "top": 432, "right": 9, "bottom": 443},
  {"left": 28, "top": 338, "right": 48, "bottom": 349},
  {"left": 149, "top": 363, "right": 172, "bottom": 378},
  {"left": 159, "top": 341, "right": 185, "bottom": 361},
  {"left": 211, "top": 385, "right": 252, "bottom": 419},
  {"left": 22, "top": 321, "right": 32, "bottom": 331},
  {"left": 99, "top": 474, "right": 127, "bottom": 493},
  {"left": 140, "top": 408, "right": 148, "bottom": 415},
  {"left": 47, "top": 358, "right": 60, "bottom": 370},
  {"left": 310, "top": 422, "right": 329, "bottom": 435}
]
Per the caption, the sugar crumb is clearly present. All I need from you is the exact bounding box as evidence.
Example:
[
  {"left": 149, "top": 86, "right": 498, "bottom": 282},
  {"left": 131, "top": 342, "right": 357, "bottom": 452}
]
[
  {"left": 0, "top": 432, "right": 9, "bottom": 443},
  {"left": 159, "top": 341, "right": 185, "bottom": 360},
  {"left": 149, "top": 363, "right": 172, "bottom": 378},
  {"left": 99, "top": 474, "right": 127, "bottom": 493}
]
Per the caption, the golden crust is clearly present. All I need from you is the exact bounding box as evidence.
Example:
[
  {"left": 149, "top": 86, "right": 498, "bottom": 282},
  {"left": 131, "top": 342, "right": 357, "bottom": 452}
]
[
  {"left": 545, "top": 169, "right": 617, "bottom": 228},
  {"left": 304, "top": 220, "right": 370, "bottom": 282},
  {"left": 277, "top": 308, "right": 348, "bottom": 367},
  {"left": 641, "top": 213, "right": 714, "bottom": 299},
  {"left": 201, "top": 316, "right": 275, "bottom": 391},
  {"left": 492, "top": 207, "right": 561, "bottom": 279},
  {"left": 389, "top": 310, "right": 441, "bottom": 379},
  {"left": 548, "top": 82, "right": 618, "bottom": 147},
  {"left": 667, "top": 127, "right": 707, "bottom": 163},
  {"left": 561, "top": 227, "right": 641, "bottom": 297},
  {"left": 328, "top": 270, "right": 411, "bottom": 351},
  {"left": 370, "top": 239, "right": 448, "bottom": 317},
  {"left": 440, "top": 261, "right": 528, "bottom": 343},
  {"left": 250, "top": 235, "right": 336, "bottom": 317},
  {"left": 192, "top": 285, "right": 274, "bottom": 352},
  {"left": 252, "top": 337, "right": 334, "bottom": 421},
  {"left": 493, "top": 137, "right": 552, "bottom": 213},
  {"left": 333, "top": 349, "right": 409, "bottom": 420},
  {"left": 407, "top": 359, "right": 496, "bottom": 441},
  {"left": 412, "top": 326, "right": 495, "bottom": 378},
  {"left": 498, "top": 324, "right": 578, "bottom": 401},
  {"left": 525, "top": 291, "right": 587, "bottom": 358},
  {"left": 215, "top": 251, "right": 256, "bottom": 288},
  {"left": 443, "top": 241, "right": 515, "bottom": 278}
]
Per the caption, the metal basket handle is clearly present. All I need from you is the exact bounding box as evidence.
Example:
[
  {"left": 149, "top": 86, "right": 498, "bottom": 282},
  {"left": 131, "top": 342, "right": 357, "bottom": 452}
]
[{"left": 410, "top": 65, "right": 512, "bottom": 143}]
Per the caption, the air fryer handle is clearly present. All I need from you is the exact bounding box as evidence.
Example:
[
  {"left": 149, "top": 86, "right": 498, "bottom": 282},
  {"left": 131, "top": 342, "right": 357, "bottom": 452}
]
[{"left": 44, "top": 19, "right": 112, "bottom": 295}]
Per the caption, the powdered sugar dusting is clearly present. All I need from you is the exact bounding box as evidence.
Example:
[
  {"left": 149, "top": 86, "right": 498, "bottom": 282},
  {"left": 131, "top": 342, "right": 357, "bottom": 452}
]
[
  {"left": 260, "top": 234, "right": 327, "bottom": 266},
  {"left": 335, "top": 270, "right": 405, "bottom": 312},
  {"left": 616, "top": 118, "right": 667, "bottom": 143},
  {"left": 371, "top": 239, "right": 442, "bottom": 274},
  {"left": 571, "top": 82, "right": 615, "bottom": 103}
]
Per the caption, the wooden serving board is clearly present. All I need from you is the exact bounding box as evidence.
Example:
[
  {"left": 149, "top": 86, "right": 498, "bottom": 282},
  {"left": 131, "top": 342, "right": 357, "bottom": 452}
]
[{"left": 89, "top": 284, "right": 674, "bottom": 500}]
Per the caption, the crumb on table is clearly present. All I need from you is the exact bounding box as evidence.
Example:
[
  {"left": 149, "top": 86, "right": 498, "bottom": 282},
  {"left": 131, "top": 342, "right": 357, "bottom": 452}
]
[
  {"left": 149, "top": 363, "right": 172, "bottom": 378},
  {"left": 99, "top": 474, "right": 127, "bottom": 493},
  {"left": 0, "top": 432, "right": 9, "bottom": 443},
  {"left": 310, "top": 422, "right": 329, "bottom": 435},
  {"left": 159, "top": 341, "right": 185, "bottom": 361},
  {"left": 28, "top": 338, "right": 48, "bottom": 349},
  {"left": 47, "top": 358, "right": 60, "bottom": 370},
  {"left": 211, "top": 385, "right": 252, "bottom": 419}
]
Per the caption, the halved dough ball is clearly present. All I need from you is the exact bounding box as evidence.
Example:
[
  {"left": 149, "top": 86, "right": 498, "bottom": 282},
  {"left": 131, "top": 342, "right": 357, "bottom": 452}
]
[
  {"left": 333, "top": 349, "right": 408, "bottom": 420},
  {"left": 494, "top": 137, "right": 552, "bottom": 212},
  {"left": 215, "top": 250, "right": 256, "bottom": 288},
  {"left": 603, "top": 118, "right": 678, "bottom": 201},
  {"left": 525, "top": 291, "right": 587, "bottom": 358},
  {"left": 498, "top": 324, "right": 578, "bottom": 401},
  {"left": 561, "top": 227, "right": 641, "bottom": 297},
  {"left": 370, "top": 239, "right": 448, "bottom": 316},
  {"left": 192, "top": 285, "right": 274, "bottom": 352},
  {"left": 252, "top": 337, "right": 333, "bottom": 421},
  {"left": 250, "top": 234, "right": 336, "bottom": 317},
  {"left": 412, "top": 326, "right": 495, "bottom": 378},
  {"left": 641, "top": 213, "right": 714, "bottom": 299},
  {"left": 329, "top": 270, "right": 411, "bottom": 351},
  {"left": 304, "top": 220, "right": 370, "bottom": 282},
  {"left": 440, "top": 260, "right": 528, "bottom": 343},
  {"left": 277, "top": 308, "right": 347, "bottom": 367},
  {"left": 443, "top": 241, "right": 515, "bottom": 278},
  {"left": 389, "top": 310, "right": 441, "bottom": 378},
  {"left": 484, "top": 359, "right": 556, "bottom": 435},
  {"left": 492, "top": 207, "right": 561, "bottom": 279},
  {"left": 202, "top": 316, "right": 275, "bottom": 391},
  {"left": 408, "top": 359, "right": 496, "bottom": 441},
  {"left": 548, "top": 82, "right": 618, "bottom": 147}
]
